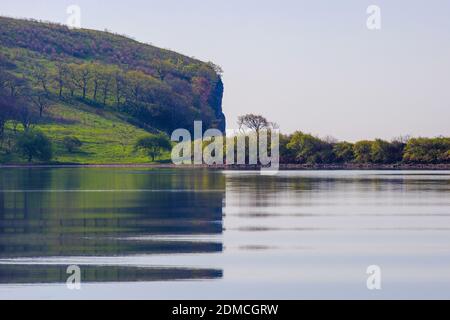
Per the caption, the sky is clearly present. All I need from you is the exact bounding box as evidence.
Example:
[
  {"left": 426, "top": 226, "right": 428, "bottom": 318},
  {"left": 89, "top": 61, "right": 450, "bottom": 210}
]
[{"left": 1, "top": 0, "right": 449, "bottom": 141}]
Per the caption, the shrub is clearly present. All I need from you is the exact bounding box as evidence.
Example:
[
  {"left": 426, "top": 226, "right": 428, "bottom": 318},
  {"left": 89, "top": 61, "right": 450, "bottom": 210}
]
[
  {"left": 16, "top": 130, "right": 52, "bottom": 162},
  {"left": 63, "top": 136, "right": 83, "bottom": 153},
  {"left": 135, "top": 133, "right": 172, "bottom": 162}
]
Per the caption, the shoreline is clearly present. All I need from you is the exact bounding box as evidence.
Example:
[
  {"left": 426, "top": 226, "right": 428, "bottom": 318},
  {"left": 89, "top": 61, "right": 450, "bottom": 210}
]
[{"left": 0, "top": 163, "right": 449, "bottom": 170}]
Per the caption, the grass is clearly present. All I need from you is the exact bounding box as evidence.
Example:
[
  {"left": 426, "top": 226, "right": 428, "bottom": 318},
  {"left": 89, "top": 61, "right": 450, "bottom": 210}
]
[
  {"left": 0, "top": 47, "right": 175, "bottom": 165},
  {"left": 1, "top": 101, "right": 172, "bottom": 164}
]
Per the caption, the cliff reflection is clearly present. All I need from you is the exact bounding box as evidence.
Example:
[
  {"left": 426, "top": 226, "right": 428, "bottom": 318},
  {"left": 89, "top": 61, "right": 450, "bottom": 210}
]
[{"left": 0, "top": 168, "right": 225, "bottom": 283}]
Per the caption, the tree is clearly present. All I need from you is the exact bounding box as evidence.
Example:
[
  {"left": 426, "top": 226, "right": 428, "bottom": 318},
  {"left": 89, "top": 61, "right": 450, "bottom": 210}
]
[
  {"left": 403, "top": 137, "right": 450, "bottom": 164},
  {"left": 63, "top": 136, "right": 83, "bottom": 153},
  {"left": 279, "top": 133, "right": 296, "bottom": 164},
  {"left": 153, "top": 59, "right": 174, "bottom": 81},
  {"left": 125, "top": 71, "right": 147, "bottom": 104},
  {"left": 353, "top": 141, "right": 373, "bottom": 163},
  {"left": 31, "top": 64, "right": 50, "bottom": 94},
  {"left": 286, "top": 131, "right": 334, "bottom": 164},
  {"left": 16, "top": 101, "right": 39, "bottom": 131},
  {"left": 54, "top": 62, "right": 69, "bottom": 98},
  {"left": 69, "top": 63, "right": 91, "bottom": 99},
  {"left": 238, "top": 114, "right": 270, "bottom": 135},
  {"left": 333, "top": 142, "right": 355, "bottom": 163},
  {"left": 370, "top": 139, "right": 405, "bottom": 164},
  {"left": 89, "top": 62, "right": 104, "bottom": 101},
  {"left": 99, "top": 66, "right": 117, "bottom": 105},
  {"left": 29, "top": 91, "right": 51, "bottom": 117},
  {"left": 370, "top": 139, "right": 392, "bottom": 164},
  {"left": 0, "top": 70, "right": 9, "bottom": 90},
  {"left": 116, "top": 126, "right": 134, "bottom": 152},
  {"left": 4, "top": 73, "right": 28, "bottom": 97},
  {"left": 16, "top": 130, "right": 53, "bottom": 162},
  {"left": 135, "top": 133, "right": 172, "bottom": 162},
  {"left": 113, "top": 71, "right": 125, "bottom": 106},
  {"left": 0, "top": 94, "right": 17, "bottom": 145},
  {"left": 237, "top": 114, "right": 274, "bottom": 164}
]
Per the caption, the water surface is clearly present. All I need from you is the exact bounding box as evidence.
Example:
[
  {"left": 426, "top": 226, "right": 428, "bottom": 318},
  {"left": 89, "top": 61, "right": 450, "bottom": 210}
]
[{"left": 0, "top": 168, "right": 449, "bottom": 299}]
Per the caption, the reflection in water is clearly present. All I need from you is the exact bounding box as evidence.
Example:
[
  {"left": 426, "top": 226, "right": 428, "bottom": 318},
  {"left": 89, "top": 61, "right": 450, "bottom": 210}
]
[
  {"left": 0, "top": 169, "right": 450, "bottom": 298},
  {"left": 0, "top": 265, "right": 222, "bottom": 284},
  {"left": 0, "top": 168, "right": 224, "bottom": 284}
]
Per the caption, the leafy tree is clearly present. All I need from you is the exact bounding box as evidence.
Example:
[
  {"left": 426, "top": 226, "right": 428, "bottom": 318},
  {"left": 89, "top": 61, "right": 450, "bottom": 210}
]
[
  {"left": 153, "top": 59, "right": 175, "bottom": 81},
  {"left": 89, "top": 62, "right": 106, "bottom": 101},
  {"left": 62, "top": 136, "right": 83, "bottom": 153},
  {"left": 279, "top": 133, "right": 296, "bottom": 164},
  {"left": 116, "top": 126, "right": 134, "bottom": 152},
  {"left": 113, "top": 71, "right": 125, "bottom": 106},
  {"left": 135, "top": 133, "right": 172, "bottom": 162},
  {"left": 371, "top": 139, "right": 395, "bottom": 164},
  {"left": 16, "top": 130, "right": 53, "bottom": 162},
  {"left": 333, "top": 142, "right": 355, "bottom": 163},
  {"left": 353, "top": 141, "right": 373, "bottom": 163},
  {"left": 98, "top": 65, "right": 118, "bottom": 105},
  {"left": 287, "top": 131, "right": 334, "bottom": 164},
  {"left": 403, "top": 137, "right": 450, "bottom": 163},
  {"left": 125, "top": 70, "right": 156, "bottom": 104}
]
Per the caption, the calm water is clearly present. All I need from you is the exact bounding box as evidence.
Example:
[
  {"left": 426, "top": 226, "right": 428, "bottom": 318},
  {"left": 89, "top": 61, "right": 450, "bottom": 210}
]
[{"left": 0, "top": 168, "right": 449, "bottom": 299}]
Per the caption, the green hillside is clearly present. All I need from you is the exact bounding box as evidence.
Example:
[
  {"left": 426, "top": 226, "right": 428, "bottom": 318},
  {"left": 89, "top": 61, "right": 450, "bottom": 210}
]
[{"left": 0, "top": 16, "right": 225, "bottom": 164}]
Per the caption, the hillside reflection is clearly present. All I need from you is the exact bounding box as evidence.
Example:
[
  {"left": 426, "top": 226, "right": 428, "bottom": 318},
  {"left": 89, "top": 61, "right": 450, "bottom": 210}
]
[{"left": 0, "top": 168, "right": 224, "bottom": 284}]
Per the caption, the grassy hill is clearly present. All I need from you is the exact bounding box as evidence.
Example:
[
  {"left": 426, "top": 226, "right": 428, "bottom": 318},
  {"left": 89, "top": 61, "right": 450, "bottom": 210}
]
[{"left": 0, "top": 16, "right": 225, "bottom": 164}]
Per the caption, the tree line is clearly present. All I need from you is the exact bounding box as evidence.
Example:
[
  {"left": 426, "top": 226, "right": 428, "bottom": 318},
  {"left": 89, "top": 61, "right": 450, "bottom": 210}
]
[{"left": 238, "top": 114, "right": 450, "bottom": 165}]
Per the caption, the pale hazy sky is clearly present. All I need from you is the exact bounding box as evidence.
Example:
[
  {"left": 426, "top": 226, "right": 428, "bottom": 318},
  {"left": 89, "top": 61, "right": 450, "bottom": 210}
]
[{"left": 1, "top": 0, "right": 449, "bottom": 141}]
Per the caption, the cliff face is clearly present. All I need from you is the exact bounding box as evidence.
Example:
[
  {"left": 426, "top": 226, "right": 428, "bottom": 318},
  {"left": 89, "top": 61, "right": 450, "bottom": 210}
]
[
  {"left": 208, "top": 77, "right": 226, "bottom": 132},
  {"left": 0, "top": 16, "right": 226, "bottom": 134}
]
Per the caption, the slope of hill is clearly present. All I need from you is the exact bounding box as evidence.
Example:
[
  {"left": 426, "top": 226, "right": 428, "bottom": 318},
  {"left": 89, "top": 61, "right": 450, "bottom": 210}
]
[{"left": 0, "top": 16, "right": 225, "bottom": 164}]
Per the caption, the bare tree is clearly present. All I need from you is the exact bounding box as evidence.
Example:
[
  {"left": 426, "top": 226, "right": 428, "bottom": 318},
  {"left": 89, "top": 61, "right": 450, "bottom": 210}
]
[
  {"left": 5, "top": 74, "right": 28, "bottom": 97},
  {"left": 238, "top": 114, "right": 270, "bottom": 135},
  {"left": 0, "top": 94, "right": 16, "bottom": 145},
  {"left": 0, "top": 70, "right": 9, "bottom": 90},
  {"left": 31, "top": 64, "right": 51, "bottom": 94},
  {"left": 29, "top": 92, "right": 52, "bottom": 117},
  {"left": 114, "top": 71, "right": 125, "bottom": 106},
  {"left": 100, "top": 72, "right": 112, "bottom": 105},
  {"left": 54, "top": 62, "right": 69, "bottom": 98},
  {"left": 69, "top": 64, "right": 91, "bottom": 99},
  {"left": 14, "top": 100, "right": 38, "bottom": 131},
  {"left": 237, "top": 114, "right": 275, "bottom": 164}
]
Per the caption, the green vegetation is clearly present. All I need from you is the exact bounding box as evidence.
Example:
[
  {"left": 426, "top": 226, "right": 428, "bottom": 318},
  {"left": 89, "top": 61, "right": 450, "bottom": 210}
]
[
  {"left": 403, "top": 137, "right": 450, "bottom": 164},
  {"left": 62, "top": 136, "right": 83, "bottom": 153},
  {"left": 0, "top": 17, "right": 448, "bottom": 166},
  {"left": 282, "top": 133, "right": 449, "bottom": 165},
  {"left": 16, "top": 130, "right": 52, "bottom": 162},
  {"left": 0, "top": 16, "right": 225, "bottom": 164},
  {"left": 238, "top": 114, "right": 449, "bottom": 165},
  {"left": 135, "top": 133, "right": 172, "bottom": 162}
]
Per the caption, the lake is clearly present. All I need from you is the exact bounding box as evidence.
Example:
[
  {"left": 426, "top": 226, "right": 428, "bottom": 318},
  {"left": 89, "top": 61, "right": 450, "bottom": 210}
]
[{"left": 0, "top": 168, "right": 449, "bottom": 299}]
